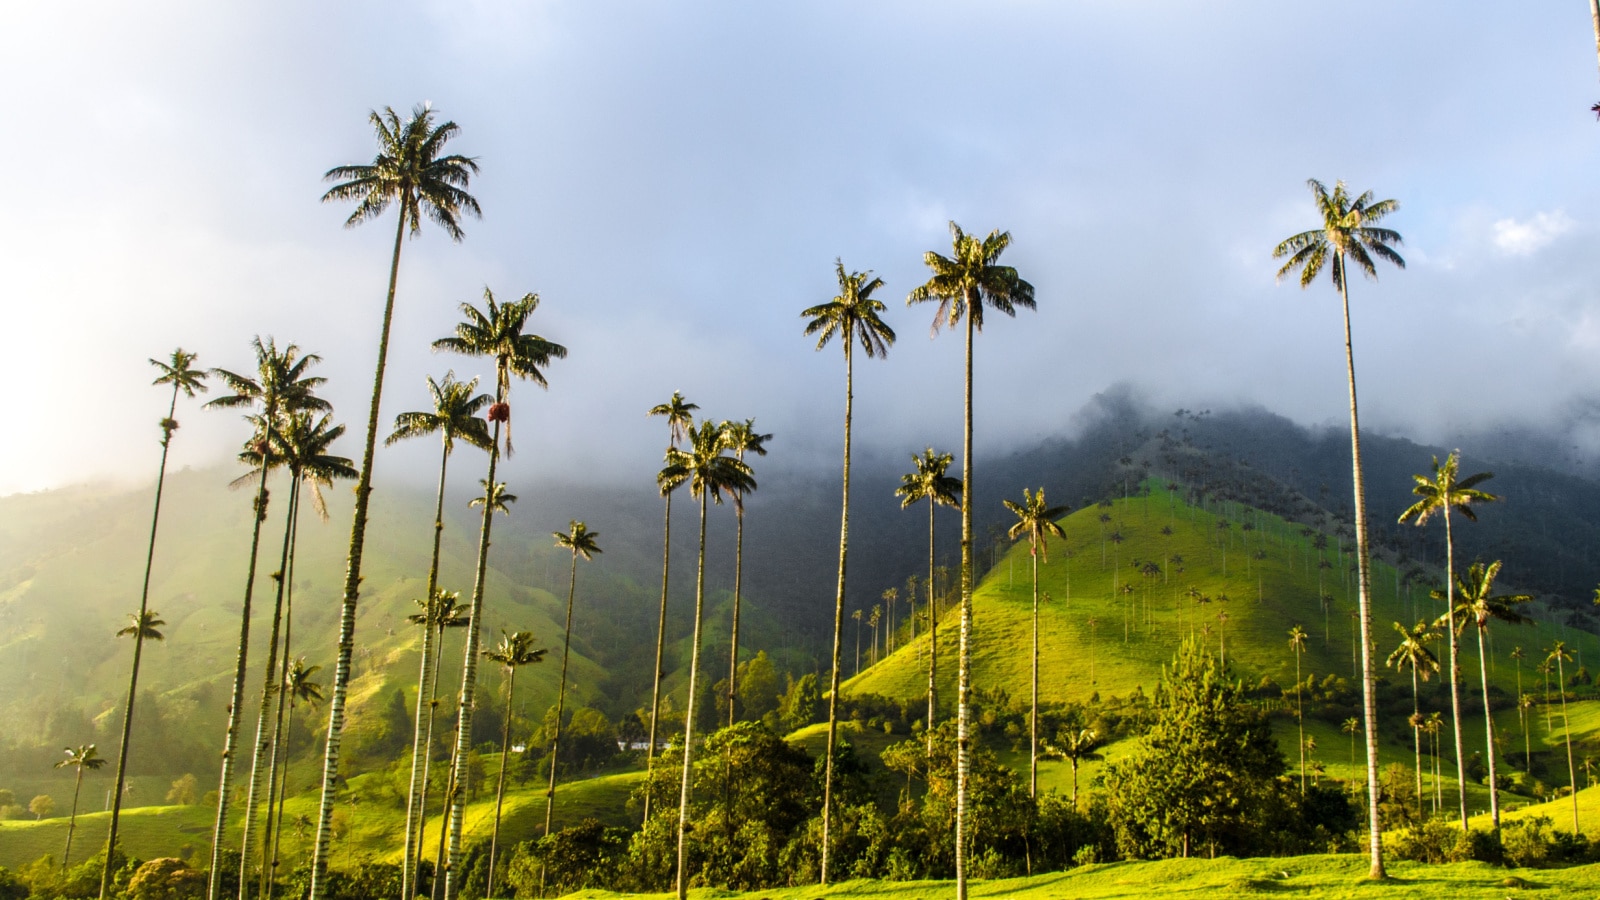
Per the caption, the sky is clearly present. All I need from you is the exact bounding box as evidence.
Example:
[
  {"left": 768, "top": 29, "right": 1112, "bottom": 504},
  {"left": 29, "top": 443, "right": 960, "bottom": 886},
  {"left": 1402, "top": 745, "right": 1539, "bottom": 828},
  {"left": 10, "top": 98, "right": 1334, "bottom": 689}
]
[{"left": 2, "top": 1, "right": 1599, "bottom": 497}]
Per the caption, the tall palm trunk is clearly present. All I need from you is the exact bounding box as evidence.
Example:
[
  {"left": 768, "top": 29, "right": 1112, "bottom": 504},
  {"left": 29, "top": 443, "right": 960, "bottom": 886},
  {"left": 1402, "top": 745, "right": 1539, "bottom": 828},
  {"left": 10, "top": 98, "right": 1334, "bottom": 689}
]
[
  {"left": 1556, "top": 655, "right": 1579, "bottom": 833},
  {"left": 403, "top": 443, "right": 454, "bottom": 900},
  {"left": 411, "top": 621, "right": 450, "bottom": 900},
  {"left": 1029, "top": 542, "right": 1039, "bottom": 798},
  {"left": 955, "top": 298, "right": 976, "bottom": 900},
  {"left": 1339, "top": 274, "right": 1386, "bottom": 878},
  {"left": 543, "top": 552, "right": 581, "bottom": 837},
  {"left": 1475, "top": 625, "right": 1502, "bottom": 828},
  {"left": 310, "top": 209, "right": 408, "bottom": 900},
  {"left": 240, "top": 480, "right": 302, "bottom": 900},
  {"left": 486, "top": 667, "right": 517, "bottom": 899},
  {"left": 674, "top": 490, "right": 712, "bottom": 900},
  {"left": 63, "top": 764, "right": 86, "bottom": 874},
  {"left": 926, "top": 500, "right": 938, "bottom": 758},
  {"left": 431, "top": 704, "right": 464, "bottom": 900},
  {"left": 820, "top": 339, "right": 852, "bottom": 886},
  {"left": 1443, "top": 512, "right": 1468, "bottom": 828},
  {"left": 264, "top": 496, "right": 303, "bottom": 900},
  {"left": 444, "top": 417, "right": 504, "bottom": 900},
  {"left": 644, "top": 488, "right": 673, "bottom": 823},
  {"left": 1411, "top": 670, "right": 1423, "bottom": 822},
  {"left": 728, "top": 502, "right": 745, "bottom": 729},
  {"left": 102, "top": 387, "right": 182, "bottom": 900},
  {"left": 205, "top": 463, "right": 273, "bottom": 900},
  {"left": 1296, "top": 648, "right": 1305, "bottom": 793}
]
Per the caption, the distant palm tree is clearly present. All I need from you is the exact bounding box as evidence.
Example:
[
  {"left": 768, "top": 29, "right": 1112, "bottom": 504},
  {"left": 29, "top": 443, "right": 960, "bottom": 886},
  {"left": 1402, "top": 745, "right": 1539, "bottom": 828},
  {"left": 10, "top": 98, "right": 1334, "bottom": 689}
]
[
  {"left": 268, "top": 659, "right": 324, "bottom": 893},
  {"left": 56, "top": 744, "right": 107, "bottom": 874},
  {"left": 908, "top": 222, "right": 1034, "bottom": 900},
  {"left": 1342, "top": 717, "right": 1361, "bottom": 765},
  {"left": 868, "top": 606, "right": 882, "bottom": 664},
  {"left": 1546, "top": 641, "right": 1581, "bottom": 834},
  {"left": 201, "top": 337, "right": 328, "bottom": 900},
  {"left": 896, "top": 448, "right": 962, "bottom": 755},
  {"left": 659, "top": 420, "right": 753, "bottom": 900},
  {"left": 406, "top": 590, "right": 469, "bottom": 900},
  {"left": 434, "top": 289, "right": 565, "bottom": 898},
  {"left": 483, "top": 631, "right": 546, "bottom": 899},
  {"left": 545, "top": 522, "right": 602, "bottom": 838},
  {"left": 1510, "top": 646, "right": 1529, "bottom": 769},
  {"left": 1518, "top": 692, "right": 1536, "bottom": 773},
  {"left": 102, "top": 350, "right": 204, "bottom": 896},
  {"left": 851, "top": 609, "right": 864, "bottom": 675},
  {"left": 1275, "top": 178, "right": 1403, "bottom": 881},
  {"left": 1437, "top": 560, "right": 1531, "bottom": 829},
  {"left": 1400, "top": 451, "right": 1497, "bottom": 828},
  {"left": 385, "top": 373, "right": 491, "bottom": 898},
  {"left": 882, "top": 588, "right": 899, "bottom": 656},
  {"left": 1003, "top": 487, "right": 1067, "bottom": 798},
  {"left": 312, "top": 103, "right": 479, "bottom": 900},
  {"left": 719, "top": 419, "right": 770, "bottom": 727},
  {"left": 1049, "top": 729, "right": 1103, "bottom": 807},
  {"left": 803, "top": 259, "right": 894, "bottom": 886},
  {"left": 642, "top": 391, "right": 698, "bottom": 823},
  {"left": 1288, "top": 625, "right": 1309, "bottom": 793},
  {"left": 1387, "top": 621, "right": 1439, "bottom": 821}
]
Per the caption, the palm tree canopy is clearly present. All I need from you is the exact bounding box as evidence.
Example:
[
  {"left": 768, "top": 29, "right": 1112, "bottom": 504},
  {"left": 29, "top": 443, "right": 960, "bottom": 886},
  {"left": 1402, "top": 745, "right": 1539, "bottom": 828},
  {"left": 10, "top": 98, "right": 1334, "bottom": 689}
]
[
  {"left": 1004, "top": 487, "right": 1069, "bottom": 562},
  {"left": 285, "top": 657, "right": 325, "bottom": 707},
  {"left": 554, "top": 520, "right": 603, "bottom": 561},
  {"left": 321, "top": 103, "right": 481, "bottom": 240},
  {"left": 802, "top": 260, "right": 896, "bottom": 358},
  {"left": 206, "top": 337, "right": 330, "bottom": 418},
  {"left": 434, "top": 289, "right": 566, "bottom": 455},
  {"left": 236, "top": 412, "right": 357, "bottom": 520},
  {"left": 1272, "top": 179, "right": 1405, "bottom": 291},
  {"left": 484, "top": 630, "right": 547, "bottom": 669},
  {"left": 1288, "top": 625, "right": 1308, "bottom": 653},
  {"left": 1547, "top": 641, "right": 1574, "bottom": 666},
  {"left": 897, "top": 448, "right": 963, "bottom": 511},
  {"left": 56, "top": 745, "right": 107, "bottom": 771},
  {"left": 906, "top": 221, "right": 1036, "bottom": 333},
  {"left": 1432, "top": 560, "right": 1533, "bottom": 634},
  {"left": 117, "top": 611, "right": 165, "bottom": 641},
  {"left": 1047, "top": 729, "right": 1104, "bottom": 763},
  {"left": 648, "top": 392, "right": 700, "bottom": 448},
  {"left": 409, "top": 589, "right": 470, "bottom": 630},
  {"left": 1399, "top": 452, "right": 1499, "bottom": 526},
  {"left": 720, "top": 419, "right": 772, "bottom": 461},
  {"left": 470, "top": 480, "right": 517, "bottom": 515},
  {"left": 1386, "top": 621, "right": 1440, "bottom": 680},
  {"left": 151, "top": 348, "right": 208, "bottom": 398},
  {"left": 386, "top": 372, "right": 494, "bottom": 454},
  {"left": 658, "top": 420, "right": 755, "bottom": 506}
]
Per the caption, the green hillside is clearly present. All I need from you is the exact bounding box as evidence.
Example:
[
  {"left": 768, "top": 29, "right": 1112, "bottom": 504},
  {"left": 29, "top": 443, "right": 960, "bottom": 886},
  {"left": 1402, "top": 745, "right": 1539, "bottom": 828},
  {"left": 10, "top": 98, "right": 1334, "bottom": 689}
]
[{"left": 847, "top": 482, "right": 1599, "bottom": 710}]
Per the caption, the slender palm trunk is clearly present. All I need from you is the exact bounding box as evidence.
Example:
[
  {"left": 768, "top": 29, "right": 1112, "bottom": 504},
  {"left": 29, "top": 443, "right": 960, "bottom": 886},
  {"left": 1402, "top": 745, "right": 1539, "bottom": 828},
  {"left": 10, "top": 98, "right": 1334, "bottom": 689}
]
[
  {"left": 1556, "top": 657, "right": 1580, "bottom": 833},
  {"left": 486, "top": 668, "right": 516, "bottom": 899},
  {"left": 309, "top": 209, "right": 408, "bottom": 900},
  {"left": 270, "top": 699, "right": 298, "bottom": 891},
  {"left": 444, "top": 418, "right": 504, "bottom": 900},
  {"left": 544, "top": 552, "right": 580, "bottom": 837},
  {"left": 410, "top": 622, "right": 449, "bottom": 900},
  {"left": 205, "top": 463, "right": 273, "bottom": 900},
  {"left": 1474, "top": 625, "right": 1502, "bottom": 828},
  {"left": 63, "top": 766, "right": 86, "bottom": 875},
  {"left": 263, "top": 502, "right": 301, "bottom": 900},
  {"left": 1296, "top": 649, "right": 1305, "bottom": 794},
  {"left": 1412, "top": 669, "right": 1423, "bottom": 822},
  {"left": 431, "top": 709, "right": 463, "bottom": 900},
  {"left": 820, "top": 340, "right": 852, "bottom": 886},
  {"left": 728, "top": 503, "right": 745, "bottom": 729},
  {"left": 927, "top": 502, "right": 938, "bottom": 758},
  {"left": 403, "top": 445, "right": 453, "bottom": 900},
  {"left": 1339, "top": 275, "right": 1386, "bottom": 878},
  {"left": 644, "top": 488, "right": 673, "bottom": 824},
  {"left": 1029, "top": 545, "right": 1039, "bottom": 798},
  {"left": 674, "top": 490, "right": 711, "bottom": 900},
  {"left": 955, "top": 302, "right": 976, "bottom": 900},
  {"left": 102, "top": 388, "right": 180, "bottom": 900},
  {"left": 1443, "top": 513, "right": 1468, "bottom": 828},
  {"left": 240, "top": 481, "right": 302, "bottom": 900}
]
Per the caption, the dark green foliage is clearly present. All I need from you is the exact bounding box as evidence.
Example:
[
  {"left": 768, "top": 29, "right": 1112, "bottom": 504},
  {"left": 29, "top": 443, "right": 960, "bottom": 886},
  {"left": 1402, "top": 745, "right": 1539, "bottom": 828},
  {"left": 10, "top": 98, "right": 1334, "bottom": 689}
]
[
  {"left": 504, "top": 819, "right": 629, "bottom": 897},
  {"left": 778, "top": 673, "right": 821, "bottom": 733},
  {"left": 1102, "top": 642, "right": 1289, "bottom": 859},
  {"left": 735, "top": 651, "right": 781, "bottom": 721},
  {"left": 125, "top": 858, "right": 207, "bottom": 900},
  {"left": 0, "top": 867, "right": 25, "bottom": 900}
]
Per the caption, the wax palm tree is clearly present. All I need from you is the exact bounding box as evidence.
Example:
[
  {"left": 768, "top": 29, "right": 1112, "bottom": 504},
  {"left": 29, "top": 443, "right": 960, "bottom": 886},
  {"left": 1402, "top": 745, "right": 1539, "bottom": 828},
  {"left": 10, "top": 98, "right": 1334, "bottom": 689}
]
[
  {"left": 1510, "top": 646, "right": 1529, "bottom": 769},
  {"left": 1288, "top": 625, "right": 1309, "bottom": 793},
  {"left": 201, "top": 337, "right": 328, "bottom": 900},
  {"left": 310, "top": 104, "right": 479, "bottom": 900},
  {"left": 720, "top": 419, "right": 770, "bottom": 727},
  {"left": 544, "top": 521, "right": 601, "bottom": 840},
  {"left": 868, "top": 606, "right": 882, "bottom": 664},
  {"left": 896, "top": 448, "right": 962, "bottom": 755},
  {"left": 1343, "top": 717, "right": 1361, "bottom": 765},
  {"left": 1518, "top": 692, "right": 1536, "bottom": 772},
  {"left": 1387, "top": 621, "right": 1440, "bottom": 821},
  {"left": 268, "top": 659, "right": 323, "bottom": 893},
  {"left": 483, "top": 632, "right": 546, "bottom": 899},
  {"left": 1274, "top": 179, "right": 1403, "bottom": 878},
  {"left": 1435, "top": 560, "right": 1531, "bottom": 829},
  {"left": 908, "top": 222, "right": 1033, "bottom": 899},
  {"left": 1546, "top": 641, "right": 1581, "bottom": 834},
  {"left": 659, "top": 420, "right": 753, "bottom": 900},
  {"left": 432, "top": 289, "right": 564, "bottom": 898},
  {"left": 1003, "top": 487, "right": 1067, "bottom": 798},
  {"left": 384, "top": 373, "right": 491, "bottom": 897},
  {"left": 851, "top": 609, "right": 864, "bottom": 675},
  {"left": 1048, "top": 729, "right": 1103, "bottom": 807},
  {"left": 403, "top": 590, "right": 469, "bottom": 900},
  {"left": 803, "top": 258, "right": 895, "bottom": 886},
  {"left": 643, "top": 392, "right": 698, "bottom": 822},
  {"left": 56, "top": 744, "right": 107, "bottom": 874},
  {"left": 883, "top": 588, "right": 898, "bottom": 656},
  {"left": 1399, "top": 451, "right": 1497, "bottom": 828},
  {"left": 102, "top": 350, "right": 204, "bottom": 896}
]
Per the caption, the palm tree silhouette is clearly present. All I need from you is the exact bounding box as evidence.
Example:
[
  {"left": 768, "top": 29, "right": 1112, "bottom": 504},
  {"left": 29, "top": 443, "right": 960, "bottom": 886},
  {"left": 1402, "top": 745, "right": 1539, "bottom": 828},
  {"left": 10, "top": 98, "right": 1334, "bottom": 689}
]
[
  {"left": 483, "top": 631, "right": 546, "bottom": 899},
  {"left": 409, "top": 590, "right": 469, "bottom": 900},
  {"left": 1387, "top": 620, "right": 1439, "bottom": 821},
  {"left": 643, "top": 391, "right": 697, "bottom": 823},
  {"left": 1546, "top": 641, "right": 1581, "bottom": 834},
  {"left": 1048, "top": 729, "right": 1103, "bottom": 807},
  {"left": 268, "top": 658, "right": 324, "bottom": 895},
  {"left": 1400, "top": 451, "right": 1497, "bottom": 828},
  {"left": 896, "top": 448, "right": 961, "bottom": 754},
  {"left": 56, "top": 744, "right": 107, "bottom": 874},
  {"left": 720, "top": 419, "right": 770, "bottom": 728},
  {"left": 803, "top": 258, "right": 894, "bottom": 886},
  {"left": 545, "top": 522, "right": 601, "bottom": 839},
  {"left": 313, "top": 104, "right": 479, "bottom": 900},
  {"left": 1288, "top": 625, "right": 1309, "bottom": 793},
  {"left": 908, "top": 222, "right": 1034, "bottom": 900},
  {"left": 1275, "top": 178, "right": 1404, "bottom": 880},
  {"left": 434, "top": 289, "right": 564, "bottom": 898},
  {"left": 1002, "top": 488, "right": 1067, "bottom": 799}
]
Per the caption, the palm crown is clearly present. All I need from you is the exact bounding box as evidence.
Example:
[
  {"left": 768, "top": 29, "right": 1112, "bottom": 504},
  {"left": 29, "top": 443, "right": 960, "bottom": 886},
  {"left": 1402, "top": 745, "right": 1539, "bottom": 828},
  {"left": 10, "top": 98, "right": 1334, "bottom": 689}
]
[
  {"left": 554, "top": 520, "right": 603, "bottom": 561},
  {"left": 659, "top": 421, "right": 755, "bottom": 505},
  {"left": 409, "top": 589, "right": 471, "bottom": 631},
  {"left": 434, "top": 289, "right": 567, "bottom": 455},
  {"left": 485, "top": 631, "right": 546, "bottom": 670},
  {"left": 56, "top": 744, "right": 107, "bottom": 773},
  {"left": 386, "top": 372, "right": 494, "bottom": 455},
  {"left": 802, "top": 260, "right": 896, "bottom": 358},
  {"left": 207, "top": 338, "right": 331, "bottom": 444},
  {"left": 238, "top": 412, "right": 358, "bottom": 520},
  {"left": 321, "top": 104, "right": 481, "bottom": 241},
  {"left": 1399, "top": 452, "right": 1498, "bottom": 527},
  {"left": 1004, "top": 488, "right": 1068, "bottom": 561},
  {"left": 118, "top": 611, "right": 166, "bottom": 641},
  {"left": 1272, "top": 179, "right": 1405, "bottom": 290},
  {"left": 1434, "top": 560, "right": 1532, "bottom": 635},
  {"left": 470, "top": 480, "right": 517, "bottom": 516},
  {"left": 897, "top": 448, "right": 963, "bottom": 512},
  {"left": 1386, "top": 621, "right": 1440, "bottom": 680},
  {"left": 648, "top": 392, "right": 699, "bottom": 449},
  {"left": 907, "top": 222, "right": 1035, "bottom": 333}
]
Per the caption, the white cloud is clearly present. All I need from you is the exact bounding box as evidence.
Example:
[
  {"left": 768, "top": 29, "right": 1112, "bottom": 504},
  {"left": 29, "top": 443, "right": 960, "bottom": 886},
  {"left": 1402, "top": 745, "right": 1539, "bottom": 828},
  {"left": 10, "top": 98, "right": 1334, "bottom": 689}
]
[{"left": 1492, "top": 210, "right": 1575, "bottom": 256}]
